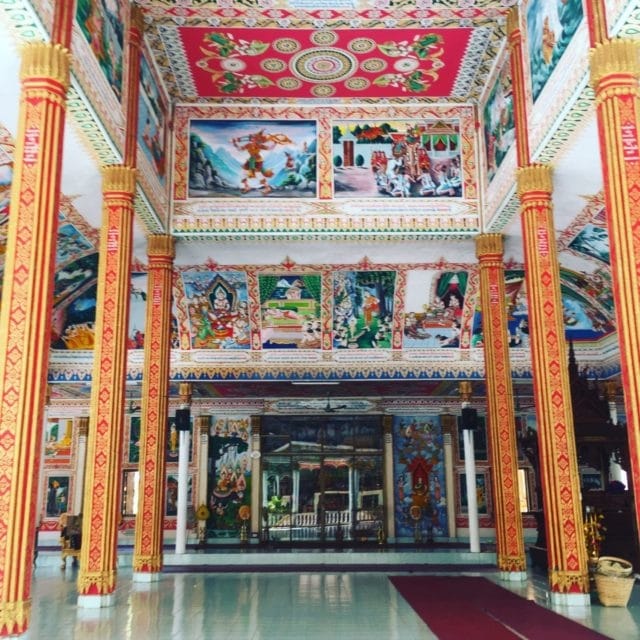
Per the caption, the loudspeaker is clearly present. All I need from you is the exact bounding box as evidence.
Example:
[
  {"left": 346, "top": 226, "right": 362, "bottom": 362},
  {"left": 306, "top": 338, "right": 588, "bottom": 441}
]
[
  {"left": 460, "top": 407, "right": 478, "bottom": 430},
  {"left": 175, "top": 408, "right": 191, "bottom": 431}
]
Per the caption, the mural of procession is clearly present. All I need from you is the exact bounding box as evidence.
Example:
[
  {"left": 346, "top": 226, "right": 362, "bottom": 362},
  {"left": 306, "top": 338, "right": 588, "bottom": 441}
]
[{"left": 333, "top": 119, "right": 462, "bottom": 198}]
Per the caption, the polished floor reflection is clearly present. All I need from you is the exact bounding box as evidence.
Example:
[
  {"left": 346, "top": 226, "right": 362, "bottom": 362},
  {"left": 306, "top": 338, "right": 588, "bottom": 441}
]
[{"left": 21, "top": 565, "right": 640, "bottom": 639}]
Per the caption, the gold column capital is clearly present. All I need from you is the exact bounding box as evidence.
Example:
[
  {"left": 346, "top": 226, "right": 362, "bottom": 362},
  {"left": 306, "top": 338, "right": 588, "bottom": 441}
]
[
  {"left": 130, "top": 4, "right": 145, "bottom": 34},
  {"left": 20, "top": 41, "right": 70, "bottom": 88},
  {"left": 517, "top": 164, "right": 553, "bottom": 196},
  {"left": 102, "top": 165, "right": 137, "bottom": 193},
  {"left": 590, "top": 39, "right": 640, "bottom": 88},
  {"left": 77, "top": 416, "right": 89, "bottom": 437},
  {"left": 459, "top": 380, "right": 473, "bottom": 403},
  {"left": 147, "top": 235, "right": 175, "bottom": 259},
  {"left": 178, "top": 382, "right": 192, "bottom": 405},
  {"left": 475, "top": 233, "right": 504, "bottom": 259},
  {"left": 506, "top": 7, "right": 520, "bottom": 40}
]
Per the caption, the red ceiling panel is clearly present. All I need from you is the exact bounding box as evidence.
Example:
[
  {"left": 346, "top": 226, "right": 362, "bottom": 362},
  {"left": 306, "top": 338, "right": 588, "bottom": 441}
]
[{"left": 177, "top": 27, "right": 473, "bottom": 99}]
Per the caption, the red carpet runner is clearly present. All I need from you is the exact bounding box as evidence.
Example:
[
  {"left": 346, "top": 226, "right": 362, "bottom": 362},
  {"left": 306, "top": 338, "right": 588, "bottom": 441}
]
[{"left": 390, "top": 576, "right": 611, "bottom": 640}]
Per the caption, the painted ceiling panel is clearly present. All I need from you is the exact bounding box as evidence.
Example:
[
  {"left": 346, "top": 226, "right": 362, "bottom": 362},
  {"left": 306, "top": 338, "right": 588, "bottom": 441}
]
[{"left": 167, "top": 27, "right": 475, "bottom": 100}]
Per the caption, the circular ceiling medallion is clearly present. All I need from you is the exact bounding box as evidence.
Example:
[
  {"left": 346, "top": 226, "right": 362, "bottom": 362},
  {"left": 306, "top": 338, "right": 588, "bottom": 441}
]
[
  {"left": 261, "top": 58, "right": 287, "bottom": 73},
  {"left": 345, "top": 77, "right": 370, "bottom": 91},
  {"left": 393, "top": 58, "right": 420, "bottom": 73},
  {"left": 220, "top": 58, "right": 247, "bottom": 73},
  {"left": 348, "top": 38, "right": 376, "bottom": 54},
  {"left": 274, "top": 38, "right": 302, "bottom": 54},
  {"left": 361, "top": 58, "right": 387, "bottom": 73},
  {"left": 311, "top": 84, "right": 336, "bottom": 98},
  {"left": 291, "top": 48, "right": 357, "bottom": 84},
  {"left": 277, "top": 77, "right": 303, "bottom": 91},
  {"left": 311, "top": 30, "right": 338, "bottom": 46}
]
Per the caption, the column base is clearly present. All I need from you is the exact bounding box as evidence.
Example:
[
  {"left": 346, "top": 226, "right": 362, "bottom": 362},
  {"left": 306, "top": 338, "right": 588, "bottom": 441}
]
[
  {"left": 499, "top": 570, "right": 528, "bottom": 582},
  {"left": 549, "top": 591, "right": 591, "bottom": 607},
  {"left": 77, "top": 593, "right": 116, "bottom": 609},
  {"left": 132, "top": 571, "right": 162, "bottom": 583}
]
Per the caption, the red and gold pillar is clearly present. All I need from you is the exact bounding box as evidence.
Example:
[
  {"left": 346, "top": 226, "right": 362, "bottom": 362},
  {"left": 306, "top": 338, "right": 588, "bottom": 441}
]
[
  {"left": 475, "top": 234, "right": 526, "bottom": 578},
  {"left": 77, "top": 165, "right": 136, "bottom": 606},
  {"left": 0, "top": 31, "right": 72, "bottom": 638},
  {"left": 517, "top": 165, "right": 589, "bottom": 599},
  {"left": 77, "top": 3, "right": 144, "bottom": 605},
  {"left": 589, "top": 35, "right": 640, "bottom": 534},
  {"left": 506, "top": 8, "right": 530, "bottom": 168},
  {"left": 132, "top": 235, "right": 175, "bottom": 579}
]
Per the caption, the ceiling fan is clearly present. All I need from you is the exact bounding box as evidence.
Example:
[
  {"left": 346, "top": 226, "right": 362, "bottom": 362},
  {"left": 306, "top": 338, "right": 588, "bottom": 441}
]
[{"left": 323, "top": 393, "right": 347, "bottom": 413}]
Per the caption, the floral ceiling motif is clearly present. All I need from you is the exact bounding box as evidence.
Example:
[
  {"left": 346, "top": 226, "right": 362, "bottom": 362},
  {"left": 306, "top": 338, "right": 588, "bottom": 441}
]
[{"left": 172, "top": 27, "right": 475, "bottom": 99}]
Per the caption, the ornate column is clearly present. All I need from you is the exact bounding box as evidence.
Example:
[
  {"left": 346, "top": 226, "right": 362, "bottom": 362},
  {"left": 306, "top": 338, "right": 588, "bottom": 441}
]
[
  {"left": 72, "top": 417, "right": 90, "bottom": 515},
  {"left": 0, "top": 34, "right": 71, "bottom": 638},
  {"left": 77, "top": 165, "right": 137, "bottom": 607},
  {"left": 476, "top": 234, "right": 526, "bottom": 579},
  {"left": 132, "top": 235, "right": 175, "bottom": 580},
  {"left": 506, "top": 8, "right": 530, "bottom": 168},
  {"left": 195, "top": 416, "right": 211, "bottom": 545},
  {"left": 250, "top": 416, "right": 261, "bottom": 538},
  {"left": 382, "top": 415, "right": 395, "bottom": 542},
  {"left": 589, "top": 36, "right": 640, "bottom": 540},
  {"left": 517, "top": 165, "right": 589, "bottom": 601}
]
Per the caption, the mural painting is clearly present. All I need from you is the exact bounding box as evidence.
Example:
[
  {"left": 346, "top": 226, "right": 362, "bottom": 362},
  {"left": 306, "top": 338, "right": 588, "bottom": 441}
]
[
  {"left": 76, "top": 0, "right": 125, "bottom": 100},
  {"left": 188, "top": 119, "right": 317, "bottom": 198},
  {"left": 56, "top": 223, "right": 95, "bottom": 265},
  {"left": 332, "top": 120, "right": 461, "bottom": 198},
  {"left": 53, "top": 252, "right": 98, "bottom": 306},
  {"left": 0, "top": 161, "right": 10, "bottom": 256},
  {"left": 166, "top": 474, "right": 192, "bottom": 517},
  {"left": 166, "top": 415, "right": 192, "bottom": 464},
  {"left": 393, "top": 416, "right": 447, "bottom": 540},
  {"left": 128, "top": 272, "right": 148, "bottom": 350},
  {"left": 332, "top": 270, "right": 395, "bottom": 349},
  {"left": 472, "top": 267, "right": 615, "bottom": 349},
  {"left": 527, "top": 0, "right": 584, "bottom": 101},
  {"left": 569, "top": 223, "right": 610, "bottom": 264},
  {"left": 208, "top": 417, "right": 251, "bottom": 537},
  {"left": 44, "top": 418, "right": 72, "bottom": 462},
  {"left": 403, "top": 270, "right": 467, "bottom": 349},
  {"left": 458, "top": 472, "right": 488, "bottom": 515},
  {"left": 138, "top": 52, "right": 166, "bottom": 185},
  {"left": 128, "top": 416, "right": 141, "bottom": 464},
  {"left": 483, "top": 57, "right": 514, "bottom": 182},
  {"left": 259, "top": 273, "right": 322, "bottom": 349},
  {"left": 181, "top": 270, "right": 250, "bottom": 349},
  {"left": 45, "top": 475, "right": 70, "bottom": 518},
  {"left": 51, "top": 281, "right": 98, "bottom": 350}
]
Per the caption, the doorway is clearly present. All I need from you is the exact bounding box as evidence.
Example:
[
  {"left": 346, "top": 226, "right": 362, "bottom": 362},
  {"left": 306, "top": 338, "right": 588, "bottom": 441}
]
[{"left": 261, "top": 415, "right": 384, "bottom": 544}]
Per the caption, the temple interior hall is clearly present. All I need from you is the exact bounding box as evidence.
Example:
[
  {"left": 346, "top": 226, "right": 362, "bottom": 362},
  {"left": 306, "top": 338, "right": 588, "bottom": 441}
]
[{"left": 1, "top": 0, "right": 640, "bottom": 638}]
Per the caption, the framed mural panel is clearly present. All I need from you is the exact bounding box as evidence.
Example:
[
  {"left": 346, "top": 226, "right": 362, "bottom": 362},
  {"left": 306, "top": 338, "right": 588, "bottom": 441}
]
[
  {"left": 526, "top": 0, "right": 584, "bottom": 102},
  {"left": 209, "top": 417, "right": 251, "bottom": 535},
  {"left": 45, "top": 474, "right": 70, "bottom": 518},
  {"left": 259, "top": 273, "right": 322, "bottom": 349},
  {"left": 188, "top": 119, "right": 317, "bottom": 198},
  {"left": 333, "top": 270, "right": 395, "bottom": 349},
  {"left": 138, "top": 52, "right": 167, "bottom": 186},
  {"left": 458, "top": 471, "right": 488, "bottom": 515},
  {"left": 128, "top": 416, "right": 141, "bottom": 464},
  {"left": 333, "top": 119, "right": 462, "bottom": 198},
  {"left": 44, "top": 418, "right": 73, "bottom": 462},
  {"left": 180, "top": 270, "right": 250, "bottom": 350},
  {"left": 76, "top": 0, "right": 125, "bottom": 100},
  {"left": 392, "top": 415, "right": 447, "bottom": 539}
]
